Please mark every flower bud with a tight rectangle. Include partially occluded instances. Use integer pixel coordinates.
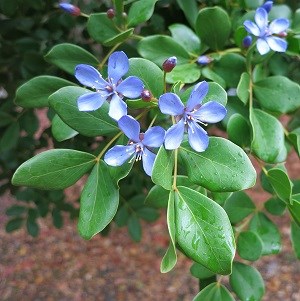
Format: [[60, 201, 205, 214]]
[[242, 35, 252, 48], [59, 3, 81, 16], [162, 56, 177, 72], [196, 55, 212, 66], [261, 1, 273, 13], [277, 31, 287, 38], [141, 89, 152, 102], [107, 8, 115, 19]]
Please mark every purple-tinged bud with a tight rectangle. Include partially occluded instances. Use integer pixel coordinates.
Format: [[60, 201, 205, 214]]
[[141, 89, 152, 102], [196, 55, 212, 66], [107, 8, 115, 19], [277, 31, 287, 38], [242, 35, 253, 48], [162, 56, 177, 72], [261, 1, 273, 13], [59, 3, 81, 16]]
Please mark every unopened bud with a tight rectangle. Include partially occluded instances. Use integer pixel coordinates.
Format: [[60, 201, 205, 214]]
[[59, 3, 81, 16], [196, 55, 212, 66], [107, 8, 115, 19], [162, 56, 177, 72], [242, 35, 252, 48], [277, 31, 287, 37], [141, 89, 152, 102], [261, 1, 273, 13]]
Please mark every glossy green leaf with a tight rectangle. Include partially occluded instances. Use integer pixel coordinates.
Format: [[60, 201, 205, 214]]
[[108, 159, 134, 185], [288, 196, 300, 227], [44, 43, 99, 74], [176, 0, 198, 27], [0, 122, 19, 152], [249, 212, 281, 255], [128, 0, 158, 26], [12, 149, 96, 190], [196, 7, 231, 51], [237, 231, 263, 261], [190, 263, 215, 279], [237, 72, 250, 105], [253, 76, 300, 114], [202, 67, 226, 88], [193, 283, 235, 301], [180, 137, 256, 192], [114, 206, 129, 227], [250, 109, 285, 163], [264, 197, 286, 216], [26, 216, 39, 237], [103, 28, 134, 46], [49, 86, 118, 137], [166, 63, 201, 84], [288, 128, 300, 157], [230, 262, 265, 301], [138, 35, 190, 66], [51, 114, 78, 142], [175, 186, 235, 275], [15, 76, 75, 108], [128, 215, 142, 242], [78, 161, 119, 239], [227, 113, 251, 147], [211, 191, 232, 206], [291, 221, 300, 259], [224, 191, 255, 224]]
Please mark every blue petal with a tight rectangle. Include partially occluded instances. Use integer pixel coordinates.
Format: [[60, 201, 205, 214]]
[[118, 115, 140, 142], [269, 18, 289, 34], [77, 92, 106, 111], [104, 145, 136, 166], [244, 20, 260, 36], [159, 93, 184, 116], [143, 126, 165, 148], [116, 76, 144, 99], [164, 119, 185, 150], [142, 148, 156, 176], [107, 51, 129, 84], [75, 64, 107, 89], [256, 38, 270, 55], [255, 8, 268, 31], [261, 1, 273, 13], [188, 122, 209, 152], [266, 36, 287, 52], [109, 94, 127, 121], [186, 81, 209, 111], [193, 101, 227, 123]]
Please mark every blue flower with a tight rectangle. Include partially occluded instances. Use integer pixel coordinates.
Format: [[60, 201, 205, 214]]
[[104, 115, 165, 176], [244, 7, 289, 55], [261, 1, 273, 13], [75, 51, 144, 120], [158, 81, 227, 152], [196, 55, 212, 66], [59, 3, 81, 16]]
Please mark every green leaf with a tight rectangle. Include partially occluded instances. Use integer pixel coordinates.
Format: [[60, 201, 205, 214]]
[[78, 161, 119, 239], [0, 122, 19, 152], [12, 149, 96, 190], [230, 262, 265, 301], [49, 86, 118, 137], [250, 109, 285, 163], [227, 113, 251, 147], [114, 206, 129, 227], [176, 0, 198, 27], [128, 215, 142, 242], [224, 191, 255, 224], [267, 168, 292, 203], [26, 217, 39, 237], [211, 191, 232, 206], [6, 205, 26, 216], [202, 67, 226, 88], [190, 263, 215, 279], [180, 137, 256, 192], [264, 197, 286, 216], [136, 207, 159, 222], [128, 0, 158, 26], [253, 76, 300, 114], [237, 231, 263, 261], [288, 196, 300, 227], [166, 63, 201, 84], [169, 23, 201, 54], [108, 159, 134, 185], [152, 146, 174, 190], [138, 35, 190, 66], [288, 128, 300, 157], [51, 114, 78, 142], [249, 212, 281, 255], [193, 283, 235, 301], [15, 76, 75, 108], [44, 43, 99, 74], [52, 208, 63, 229], [291, 221, 300, 259], [6, 217, 23, 232], [103, 28, 134, 46], [237, 72, 250, 105], [195, 7, 231, 51], [127, 58, 164, 97], [0, 111, 14, 127], [175, 186, 235, 275]]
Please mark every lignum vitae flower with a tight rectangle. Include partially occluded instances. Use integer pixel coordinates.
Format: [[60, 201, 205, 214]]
[[243, 7, 289, 55], [158, 81, 227, 152], [196, 55, 212, 66], [59, 3, 81, 16], [75, 51, 144, 120], [104, 115, 165, 176]]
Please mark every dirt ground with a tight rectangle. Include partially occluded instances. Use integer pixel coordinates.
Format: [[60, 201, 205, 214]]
[[0, 151, 300, 301]]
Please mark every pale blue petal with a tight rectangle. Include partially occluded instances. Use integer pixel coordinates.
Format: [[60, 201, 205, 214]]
[[255, 8, 268, 31], [77, 92, 106, 111], [269, 18, 289, 34], [75, 64, 107, 89], [164, 119, 185, 150], [193, 101, 227, 123], [261, 1, 273, 13], [244, 20, 260, 36], [108, 51, 129, 84], [104, 145, 135, 166], [142, 148, 156, 176], [109, 94, 127, 121], [143, 126, 165, 148], [266, 36, 287, 52], [159, 93, 184, 116], [116, 76, 144, 99], [257, 38, 270, 55], [118, 115, 140, 142], [188, 123, 209, 152], [186, 81, 209, 111]]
